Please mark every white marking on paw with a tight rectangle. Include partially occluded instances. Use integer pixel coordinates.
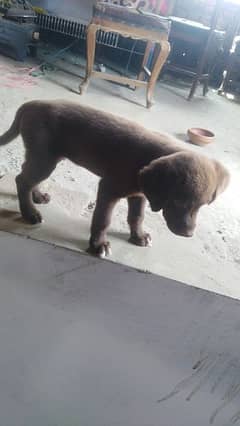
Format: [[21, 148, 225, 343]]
[[107, 247, 112, 257], [99, 250, 106, 259]]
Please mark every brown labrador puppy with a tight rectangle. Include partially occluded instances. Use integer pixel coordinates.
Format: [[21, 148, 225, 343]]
[[0, 100, 229, 257]]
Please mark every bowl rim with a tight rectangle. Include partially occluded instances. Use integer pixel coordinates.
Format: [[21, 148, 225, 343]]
[[188, 127, 215, 138]]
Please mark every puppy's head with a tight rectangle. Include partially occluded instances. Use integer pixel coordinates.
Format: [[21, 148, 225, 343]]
[[139, 151, 230, 237]]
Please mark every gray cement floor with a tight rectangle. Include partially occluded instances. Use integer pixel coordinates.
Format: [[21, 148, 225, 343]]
[[0, 54, 239, 298], [0, 230, 240, 426]]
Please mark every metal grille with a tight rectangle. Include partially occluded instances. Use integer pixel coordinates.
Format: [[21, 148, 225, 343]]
[[36, 14, 119, 48]]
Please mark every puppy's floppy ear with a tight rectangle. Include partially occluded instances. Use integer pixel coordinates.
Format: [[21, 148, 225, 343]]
[[210, 160, 230, 204], [139, 154, 178, 211]]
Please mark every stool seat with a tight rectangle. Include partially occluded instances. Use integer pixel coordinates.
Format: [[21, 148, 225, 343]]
[[93, 2, 170, 34]]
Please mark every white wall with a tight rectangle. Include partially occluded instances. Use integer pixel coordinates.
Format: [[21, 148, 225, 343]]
[[32, 0, 95, 22]]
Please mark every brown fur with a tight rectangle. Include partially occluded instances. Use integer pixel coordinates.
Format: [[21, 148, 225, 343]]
[[0, 100, 230, 257]]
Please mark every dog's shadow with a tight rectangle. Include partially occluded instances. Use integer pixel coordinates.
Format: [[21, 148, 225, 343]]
[[0, 209, 19, 220], [0, 192, 130, 250], [0, 207, 33, 225], [109, 230, 129, 243], [0, 190, 17, 199], [175, 132, 188, 143], [0, 192, 21, 223]]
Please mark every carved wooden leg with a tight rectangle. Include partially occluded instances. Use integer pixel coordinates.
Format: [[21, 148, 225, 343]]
[[146, 40, 170, 108], [79, 23, 98, 95], [138, 40, 154, 82]]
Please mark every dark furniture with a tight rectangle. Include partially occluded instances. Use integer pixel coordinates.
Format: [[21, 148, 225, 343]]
[[0, 15, 39, 61], [165, 16, 225, 99], [218, 11, 240, 95], [218, 40, 240, 94], [0, 1, 39, 61], [138, 0, 224, 100]]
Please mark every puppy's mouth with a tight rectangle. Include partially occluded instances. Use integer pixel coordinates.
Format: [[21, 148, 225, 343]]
[[163, 218, 194, 237], [167, 224, 194, 237], [174, 229, 194, 238], [163, 209, 195, 238]]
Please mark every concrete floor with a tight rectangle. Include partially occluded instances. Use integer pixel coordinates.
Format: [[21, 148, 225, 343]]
[[1, 230, 240, 426], [0, 54, 239, 298]]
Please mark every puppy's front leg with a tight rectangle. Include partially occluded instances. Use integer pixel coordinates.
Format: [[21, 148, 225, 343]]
[[88, 179, 120, 258], [127, 196, 152, 247]]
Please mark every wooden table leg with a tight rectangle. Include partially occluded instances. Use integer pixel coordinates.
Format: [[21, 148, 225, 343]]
[[138, 40, 154, 82], [203, 77, 209, 96], [146, 40, 170, 108], [188, 77, 199, 101], [218, 56, 234, 94], [79, 23, 98, 95]]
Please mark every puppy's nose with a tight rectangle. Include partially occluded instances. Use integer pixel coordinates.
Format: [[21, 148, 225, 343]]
[[176, 228, 194, 238]]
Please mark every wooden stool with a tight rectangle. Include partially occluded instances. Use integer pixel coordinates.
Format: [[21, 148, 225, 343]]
[[79, 2, 171, 108]]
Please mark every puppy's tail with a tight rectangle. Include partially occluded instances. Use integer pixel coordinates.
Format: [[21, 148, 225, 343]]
[[0, 105, 24, 146]]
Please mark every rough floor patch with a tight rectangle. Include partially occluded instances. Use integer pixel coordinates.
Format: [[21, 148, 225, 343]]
[[0, 64, 37, 89]]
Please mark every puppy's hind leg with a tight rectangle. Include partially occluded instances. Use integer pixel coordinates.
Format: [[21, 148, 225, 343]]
[[21, 161, 51, 205], [16, 155, 57, 224], [127, 195, 152, 247]]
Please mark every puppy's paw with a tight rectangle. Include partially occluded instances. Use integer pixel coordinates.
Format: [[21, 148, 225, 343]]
[[33, 191, 51, 204], [87, 241, 112, 258], [129, 232, 152, 247], [22, 209, 43, 225]]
